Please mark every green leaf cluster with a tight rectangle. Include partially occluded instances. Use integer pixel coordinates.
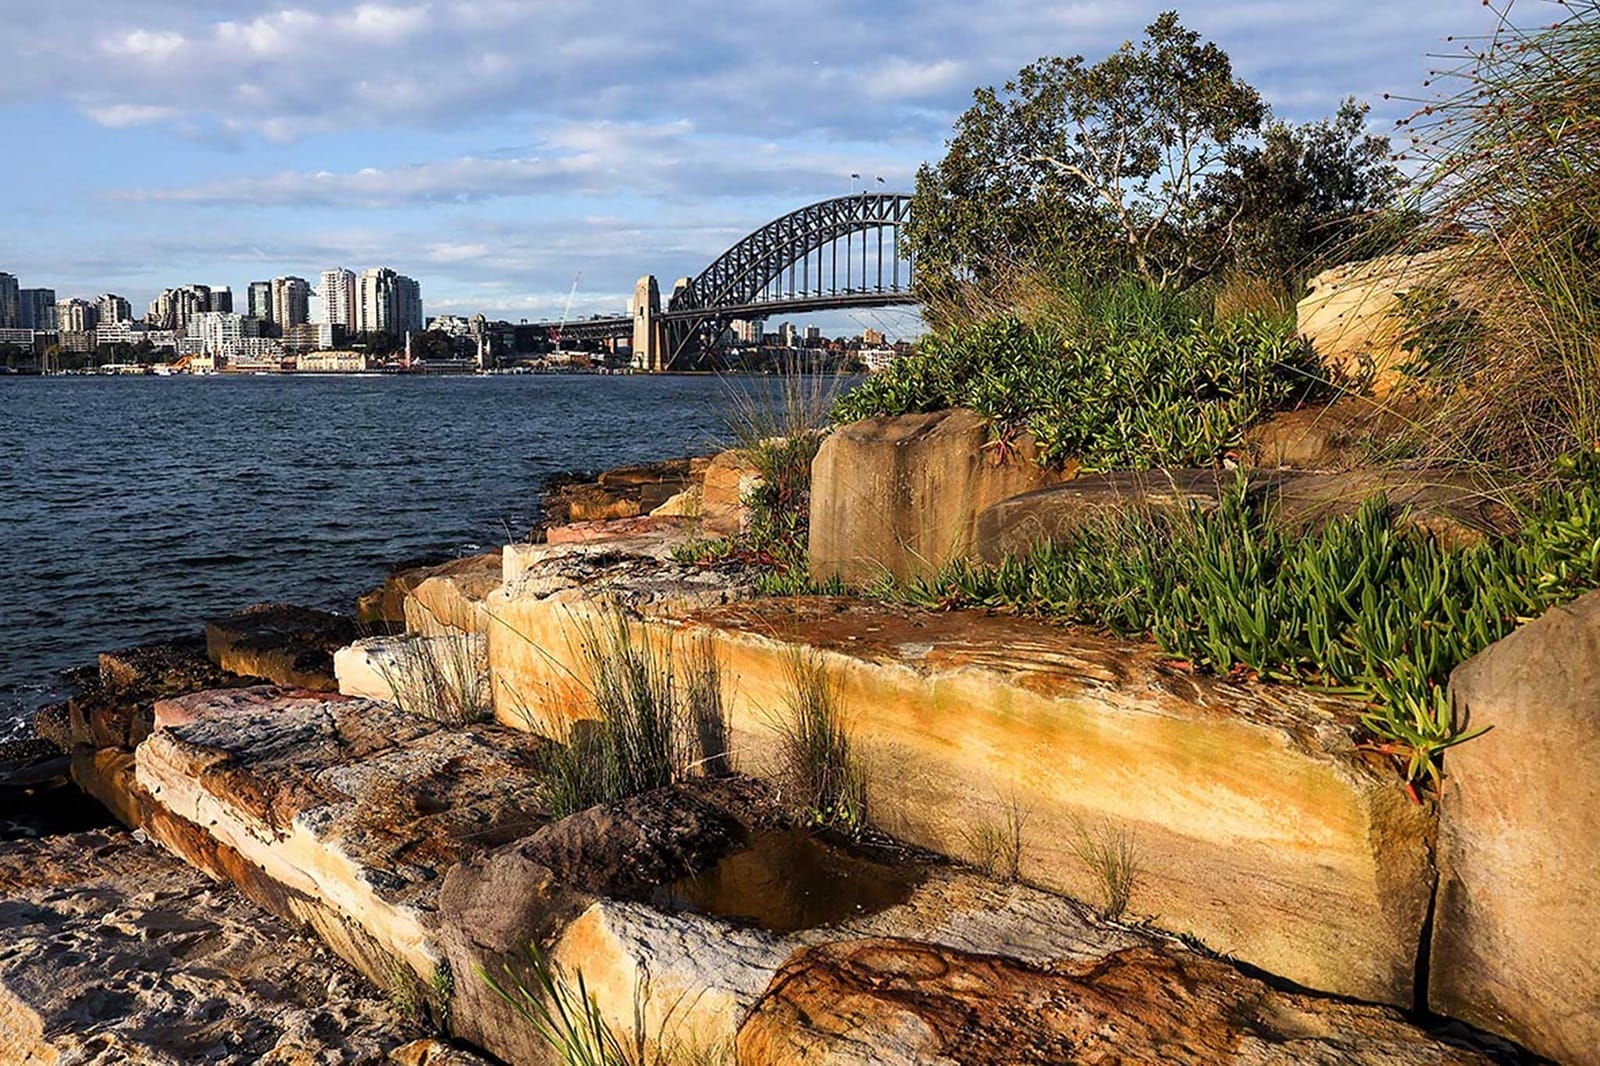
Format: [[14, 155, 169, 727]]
[[832, 311, 1324, 470], [892, 481, 1600, 784]]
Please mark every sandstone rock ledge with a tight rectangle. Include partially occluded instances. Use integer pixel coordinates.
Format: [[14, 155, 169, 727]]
[[491, 573, 1435, 1009], [80, 679, 1518, 1065], [0, 828, 466, 1064]]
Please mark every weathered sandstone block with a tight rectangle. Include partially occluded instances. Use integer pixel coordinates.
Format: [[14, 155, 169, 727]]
[[1430, 588, 1600, 1065], [736, 939, 1496, 1066], [134, 693, 550, 988], [1297, 247, 1464, 397], [976, 468, 1513, 563], [809, 408, 1065, 585], [492, 588, 1435, 1008], [700, 448, 763, 535], [334, 633, 486, 703], [404, 551, 503, 636], [205, 603, 355, 690], [59, 636, 255, 750]]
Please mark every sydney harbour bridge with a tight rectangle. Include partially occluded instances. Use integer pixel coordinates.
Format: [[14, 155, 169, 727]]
[[539, 192, 920, 370]]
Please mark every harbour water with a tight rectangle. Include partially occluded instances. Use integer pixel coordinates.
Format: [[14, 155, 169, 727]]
[[0, 373, 737, 737]]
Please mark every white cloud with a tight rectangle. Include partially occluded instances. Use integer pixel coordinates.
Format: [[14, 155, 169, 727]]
[[85, 103, 179, 127], [108, 119, 922, 207], [865, 58, 967, 101]]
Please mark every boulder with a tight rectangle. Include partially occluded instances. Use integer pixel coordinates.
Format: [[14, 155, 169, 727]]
[[736, 939, 1499, 1065], [1266, 469, 1515, 548], [403, 551, 504, 636], [541, 457, 706, 526], [974, 468, 1515, 563], [700, 448, 764, 535], [975, 469, 1232, 564], [1430, 588, 1600, 1064], [492, 588, 1436, 1009], [59, 637, 256, 751], [358, 555, 454, 627], [1297, 247, 1465, 397], [1243, 395, 1416, 470], [809, 409, 1066, 585], [0, 829, 428, 1064], [205, 603, 356, 690], [544, 515, 689, 548]]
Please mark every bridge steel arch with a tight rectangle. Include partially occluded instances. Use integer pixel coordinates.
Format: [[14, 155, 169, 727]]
[[657, 192, 916, 367], [670, 192, 914, 314]]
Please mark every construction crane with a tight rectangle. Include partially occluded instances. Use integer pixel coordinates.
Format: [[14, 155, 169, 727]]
[[551, 271, 582, 349]]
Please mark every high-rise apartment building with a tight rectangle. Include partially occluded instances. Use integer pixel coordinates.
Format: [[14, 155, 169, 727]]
[[247, 281, 272, 323], [147, 285, 211, 333], [270, 277, 310, 333], [95, 293, 131, 324], [318, 268, 356, 329], [58, 297, 96, 333], [357, 267, 423, 338], [193, 311, 243, 356], [207, 287, 233, 313], [19, 289, 57, 330], [0, 273, 19, 328]]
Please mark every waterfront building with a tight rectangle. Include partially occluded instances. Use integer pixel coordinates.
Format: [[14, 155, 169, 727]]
[[0, 273, 18, 328], [318, 268, 357, 329], [780, 322, 798, 348], [298, 349, 371, 373], [729, 318, 765, 344], [19, 288, 56, 330], [0, 327, 34, 349], [58, 297, 96, 333], [247, 281, 272, 324], [95, 293, 131, 325], [270, 277, 311, 332], [357, 267, 423, 338]]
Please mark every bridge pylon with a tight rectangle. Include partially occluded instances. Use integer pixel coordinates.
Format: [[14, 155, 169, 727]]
[[631, 275, 665, 372]]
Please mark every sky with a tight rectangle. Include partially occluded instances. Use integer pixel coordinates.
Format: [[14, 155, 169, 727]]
[[0, 0, 1498, 339]]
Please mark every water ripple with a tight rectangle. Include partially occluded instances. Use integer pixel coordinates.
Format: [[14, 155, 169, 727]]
[[0, 374, 732, 734]]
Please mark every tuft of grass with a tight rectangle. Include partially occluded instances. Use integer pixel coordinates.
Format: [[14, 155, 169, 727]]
[[1069, 817, 1140, 921], [963, 793, 1028, 883], [883, 475, 1600, 788], [375, 632, 490, 727], [536, 609, 731, 818], [771, 651, 867, 836], [482, 943, 733, 1066]]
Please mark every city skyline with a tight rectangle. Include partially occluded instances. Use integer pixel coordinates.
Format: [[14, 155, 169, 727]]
[[0, 1, 1501, 336]]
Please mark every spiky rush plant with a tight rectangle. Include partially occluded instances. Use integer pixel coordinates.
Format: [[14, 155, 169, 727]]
[[536, 608, 731, 817], [1379, 0, 1600, 477], [771, 650, 868, 834]]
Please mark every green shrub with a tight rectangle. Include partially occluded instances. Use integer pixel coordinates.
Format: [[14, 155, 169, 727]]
[[832, 311, 1326, 470], [891, 479, 1600, 786]]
